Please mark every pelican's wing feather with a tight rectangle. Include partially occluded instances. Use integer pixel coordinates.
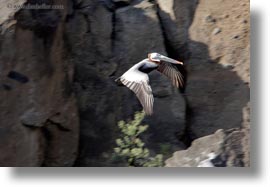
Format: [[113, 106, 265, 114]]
[[157, 61, 184, 88], [120, 70, 154, 115]]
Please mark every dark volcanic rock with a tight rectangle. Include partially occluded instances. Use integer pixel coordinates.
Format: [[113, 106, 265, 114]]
[[66, 0, 119, 166], [68, 0, 186, 166], [0, 0, 250, 167], [156, 0, 198, 60], [112, 0, 132, 6], [113, 0, 186, 161], [0, 0, 79, 166], [7, 70, 29, 83]]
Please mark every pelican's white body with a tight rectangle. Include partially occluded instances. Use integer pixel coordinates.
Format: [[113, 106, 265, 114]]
[[121, 59, 156, 82]]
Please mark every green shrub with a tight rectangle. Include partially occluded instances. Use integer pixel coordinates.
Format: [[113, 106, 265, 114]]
[[114, 111, 163, 167]]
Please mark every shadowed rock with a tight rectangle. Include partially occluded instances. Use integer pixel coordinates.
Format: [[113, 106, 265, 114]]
[[0, 0, 250, 167], [7, 71, 29, 83], [0, 0, 79, 166]]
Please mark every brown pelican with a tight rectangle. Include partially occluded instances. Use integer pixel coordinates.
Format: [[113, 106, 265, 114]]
[[115, 53, 185, 115]]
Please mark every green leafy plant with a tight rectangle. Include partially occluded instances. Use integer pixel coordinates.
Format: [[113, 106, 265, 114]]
[[114, 111, 163, 167]]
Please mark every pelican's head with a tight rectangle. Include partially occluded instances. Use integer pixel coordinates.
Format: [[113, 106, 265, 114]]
[[148, 53, 183, 65]]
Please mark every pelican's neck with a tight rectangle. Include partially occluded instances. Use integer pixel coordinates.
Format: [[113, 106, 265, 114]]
[[127, 59, 157, 73], [132, 59, 149, 69]]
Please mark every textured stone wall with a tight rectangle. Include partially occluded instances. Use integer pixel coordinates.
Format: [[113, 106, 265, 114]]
[[0, 0, 250, 166], [0, 0, 79, 166]]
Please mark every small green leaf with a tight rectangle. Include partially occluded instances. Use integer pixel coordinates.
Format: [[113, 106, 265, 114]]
[[131, 148, 143, 157], [116, 138, 123, 146], [114, 148, 121, 153], [138, 125, 148, 134], [143, 149, 149, 157], [122, 148, 130, 155], [126, 125, 137, 136], [118, 121, 125, 129], [128, 158, 133, 164]]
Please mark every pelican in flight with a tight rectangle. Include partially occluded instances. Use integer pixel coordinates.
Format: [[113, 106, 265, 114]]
[[115, 53, 185, 115]]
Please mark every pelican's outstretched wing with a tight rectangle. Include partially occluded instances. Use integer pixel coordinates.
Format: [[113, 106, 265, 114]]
[[157, 61, 184, 88], [120, 70, 154, 115]]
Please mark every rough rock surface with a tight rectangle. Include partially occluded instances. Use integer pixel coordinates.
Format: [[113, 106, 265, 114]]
[[182, 0, 250, 137], [0, 0, 250, 167], [66, 0, 119, 166], [0, 0, 79, 166], [165, 129, 225, 167], [156, 0, 198, 60], [68, 0, 186, 166], [115, 0, 187, 160], [166, 125, 250, 167], [0, 0, 27, 31], [165, 0, 250, 167]]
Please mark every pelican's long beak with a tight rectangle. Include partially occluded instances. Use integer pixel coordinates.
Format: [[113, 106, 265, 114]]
[[159, 55, 183, 65]]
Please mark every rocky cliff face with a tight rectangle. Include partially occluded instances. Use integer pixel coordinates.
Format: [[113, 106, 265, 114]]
[[0, 0, 79, 166], [0, 0, 250, 166], [165, 0, 250, 167]]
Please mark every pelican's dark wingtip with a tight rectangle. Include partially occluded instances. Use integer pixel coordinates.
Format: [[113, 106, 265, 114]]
[[144, 110, 153, 116]]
